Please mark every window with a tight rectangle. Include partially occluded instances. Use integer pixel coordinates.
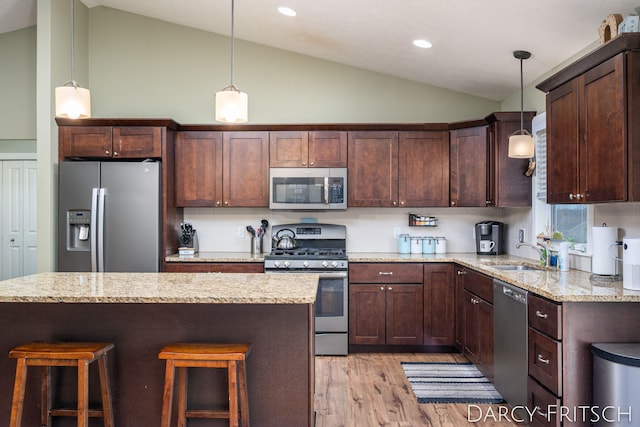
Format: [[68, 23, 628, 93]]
[[550, 205, 588, 244]]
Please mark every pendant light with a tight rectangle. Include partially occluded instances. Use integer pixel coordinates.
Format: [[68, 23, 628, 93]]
[[215, 0, 248, 123], [55, 0, 91, 119], [508, 50, 534, 159]]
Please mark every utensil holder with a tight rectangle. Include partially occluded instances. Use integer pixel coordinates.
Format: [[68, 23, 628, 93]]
[[251, 236, 263, 254]]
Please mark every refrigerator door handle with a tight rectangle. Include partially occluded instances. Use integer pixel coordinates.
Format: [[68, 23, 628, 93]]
[[97, 188, 106, 272], [90, 188, 99, 272]]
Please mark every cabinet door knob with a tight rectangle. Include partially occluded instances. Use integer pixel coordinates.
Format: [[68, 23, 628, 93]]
[[309, 162, 314, 166], [400, 201, 405, 206], [535, 310, 548, 319], [113, 151, 119, 157], [387, 287, 393, 291], [392, 201, 397, 206], [380, 286, 385, 291], [485, 200, 492, 206], [378, 271, 394, 276], [457, 270, 466, 275], [105, 150, 110, 155], [224, 201, 229, 206], [569, 193, 575, 200], [537, 354, 550, 364], [302, 162, 307, 166], [451, 201, 456, 206]]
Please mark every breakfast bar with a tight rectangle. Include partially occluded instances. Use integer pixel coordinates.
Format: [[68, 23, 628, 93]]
[[0, 272, 318, 427]]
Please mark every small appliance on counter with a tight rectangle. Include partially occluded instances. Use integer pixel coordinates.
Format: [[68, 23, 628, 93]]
[[623, 238, 640, 290], [475, 221, 505, 255]]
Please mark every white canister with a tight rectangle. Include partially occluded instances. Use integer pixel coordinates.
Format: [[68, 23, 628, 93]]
[[410, 237, 423, 254], [623, 238, 640, 290], [435, 237, 447, 254], [558, 241, 570, 272]]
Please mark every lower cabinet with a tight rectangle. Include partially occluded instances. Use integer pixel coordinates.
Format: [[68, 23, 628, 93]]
[[454, 265, 494, 380], [349, 263, 424, 345], [163, 262, 264, 273], [423, 263, 455, 345]]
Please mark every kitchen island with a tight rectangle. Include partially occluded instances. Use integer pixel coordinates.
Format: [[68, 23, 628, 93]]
[[0, 272, 318, 427]]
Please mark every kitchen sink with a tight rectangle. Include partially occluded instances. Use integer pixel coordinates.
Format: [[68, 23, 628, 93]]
[[491, 264, 540, 271]]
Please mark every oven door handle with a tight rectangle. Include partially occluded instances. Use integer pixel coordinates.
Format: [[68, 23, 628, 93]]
[[317, 271, 348, 279]]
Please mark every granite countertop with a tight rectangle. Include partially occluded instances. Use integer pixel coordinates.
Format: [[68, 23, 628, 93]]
[[348, 252, 640, 303], [165, 250, 640, 303], [0, 272, 318, 304], [166, 252, 265, 262]]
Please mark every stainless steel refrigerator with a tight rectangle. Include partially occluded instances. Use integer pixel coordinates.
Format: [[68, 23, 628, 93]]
[[58, 161, 161, 272]]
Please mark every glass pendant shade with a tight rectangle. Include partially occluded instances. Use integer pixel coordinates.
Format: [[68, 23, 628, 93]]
[[508, 132, 535, 158], [55, 84, 91, 119], [215, 87, 248, 123]]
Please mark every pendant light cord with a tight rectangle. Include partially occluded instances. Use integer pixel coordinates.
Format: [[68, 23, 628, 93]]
[[70, 0, 76, 87], [230, 0, 236, 89], [519, 56, 524, 132]]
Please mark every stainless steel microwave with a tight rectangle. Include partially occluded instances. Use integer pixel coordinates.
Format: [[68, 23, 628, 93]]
[[269, 168, 347, 210]]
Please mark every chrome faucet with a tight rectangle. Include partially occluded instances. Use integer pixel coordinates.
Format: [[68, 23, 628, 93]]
[[516, 242, 548, 266]]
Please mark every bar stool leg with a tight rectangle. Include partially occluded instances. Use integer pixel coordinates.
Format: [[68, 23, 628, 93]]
[[77, 360, 90, 427], [160, 359, 176, 427], [176, 367, 188, 427], [98, 353, 115, 427], [9, 357, 28, 427], [40, 367, 52, 427], [227, 361, 239, 427], [238, 360, 249, 427]]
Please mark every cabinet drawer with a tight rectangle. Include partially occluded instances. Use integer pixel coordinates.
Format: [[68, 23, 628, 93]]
[[349, 263, 423, 283], [528, 328, 562, 396], [462, 269, 493, 303], [163, 263, 264, 273], [527, 376, 561, 427], [528, 294, 562, 340]]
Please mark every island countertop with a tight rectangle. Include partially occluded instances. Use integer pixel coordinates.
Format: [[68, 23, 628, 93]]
[[0, 272, 318, 304]]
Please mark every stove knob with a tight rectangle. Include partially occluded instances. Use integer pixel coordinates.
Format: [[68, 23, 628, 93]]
[[284, 261, 290, 269], [321, 261, 329, 268], [274, 261, 281, 268], [331, 261, 338, 268], [303, 261, 309, 269]]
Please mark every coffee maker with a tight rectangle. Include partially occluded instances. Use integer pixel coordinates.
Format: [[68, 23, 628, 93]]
[[475, 221, 505, 255]]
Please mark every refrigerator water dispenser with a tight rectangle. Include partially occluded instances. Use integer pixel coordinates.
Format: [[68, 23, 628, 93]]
[[67, 210, 91, 251]]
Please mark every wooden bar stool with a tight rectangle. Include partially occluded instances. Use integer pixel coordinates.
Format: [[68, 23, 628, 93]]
[[8, 342, 115, 427], [158, 343, 251, 427]]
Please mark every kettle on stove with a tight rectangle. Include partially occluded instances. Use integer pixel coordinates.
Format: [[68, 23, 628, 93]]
[[272, 228, 297, 250]]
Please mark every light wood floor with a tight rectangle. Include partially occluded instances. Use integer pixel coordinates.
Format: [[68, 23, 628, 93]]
[[314, 353, 518, 427]]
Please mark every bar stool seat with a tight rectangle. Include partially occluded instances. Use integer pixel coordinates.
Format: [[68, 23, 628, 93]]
[[158, 342, 251, 427], [8, 341, 115, 427]]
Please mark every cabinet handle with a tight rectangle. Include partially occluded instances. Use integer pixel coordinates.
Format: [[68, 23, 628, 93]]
[[470, 297, 479, 304], [451, 201, 457, 206], [457, 270, 466, 275], [485, 200, 492, 206], [392, 201, 397, 206], [309, 162, 314, 166], [569, 193, 576, 200], [400, 201, 405, 206], [537, 354, 550, 365], [380, 286, 385, 291], [113, 151, 119, 157], [535, 310, 548, 319], [387, 287, 393, 291], [215, 201, 221, 206], [302, 162, 307, 166], [224, 201, 229, 206], [105, 150, 110, 155], [378, 272, 394, 276]]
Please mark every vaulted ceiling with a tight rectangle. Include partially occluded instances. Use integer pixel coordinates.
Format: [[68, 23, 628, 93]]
[[3, 0, 640, 100]]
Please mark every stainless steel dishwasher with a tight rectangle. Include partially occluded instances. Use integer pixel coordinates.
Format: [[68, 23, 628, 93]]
[[493, 279, 528, 407]]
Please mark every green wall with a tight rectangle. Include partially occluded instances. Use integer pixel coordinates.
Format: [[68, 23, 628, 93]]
[[0, 26, 36, 149], [88, 7, 500, 124]]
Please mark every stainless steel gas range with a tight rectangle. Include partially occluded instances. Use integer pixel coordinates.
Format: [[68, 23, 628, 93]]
[[265, 223, 348, 355]]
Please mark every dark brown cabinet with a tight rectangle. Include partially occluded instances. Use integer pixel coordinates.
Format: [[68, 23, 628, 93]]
[[175, 131, 222, 207], [449, 126, 489, 207], [349, 263, 424, 345], [163, 262, 264, 273], [545, 54, 626, 203], [60, 126, 162, 159], [175, 131, 269, 207], [423, 263, 455, 345], [348, 131, 449, 207], [450, 113, 533, 208], [454, 265, 494, 380], [270, 131, 347, 168]]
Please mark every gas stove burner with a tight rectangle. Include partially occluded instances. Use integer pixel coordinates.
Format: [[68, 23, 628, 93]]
[[269, 248, 346, 257]]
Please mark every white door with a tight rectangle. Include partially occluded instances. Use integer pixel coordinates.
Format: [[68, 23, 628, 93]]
[[1, 161, 38, 280]]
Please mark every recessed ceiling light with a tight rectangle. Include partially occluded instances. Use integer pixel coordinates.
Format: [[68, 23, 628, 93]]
[[413, 39, 433, 49], [278, 7, 297, 17]]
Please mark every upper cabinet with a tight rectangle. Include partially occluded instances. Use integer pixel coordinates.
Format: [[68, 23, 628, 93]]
[[449, 113, 534, 208], [537, 34, 640, 204], [59, 126, 162, 159], [175, 131, 269, 207], [348, 130, 449, 207], [269, 131, 347, 168]]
